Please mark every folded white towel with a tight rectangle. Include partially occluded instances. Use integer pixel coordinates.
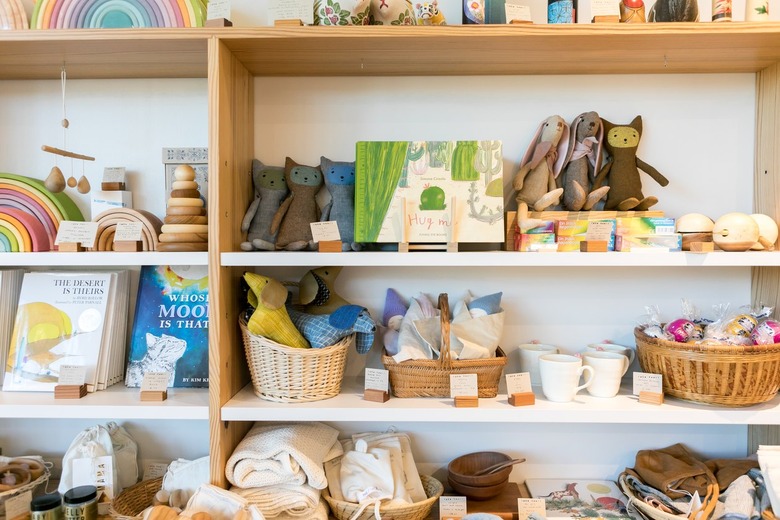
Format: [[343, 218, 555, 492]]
[[268, 497, 329, 520], [225, 423, 338, 490], [231, 483, 320, 518]]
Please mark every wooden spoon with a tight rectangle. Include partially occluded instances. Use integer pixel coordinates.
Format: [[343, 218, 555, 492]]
[[472, 457, 526, 476]]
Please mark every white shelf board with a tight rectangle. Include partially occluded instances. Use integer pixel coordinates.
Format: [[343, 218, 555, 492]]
[[0, 385, 208, 420], [222, 251, 780, 268], [222, 378, 780, 424], [0, 251, 208, 267]]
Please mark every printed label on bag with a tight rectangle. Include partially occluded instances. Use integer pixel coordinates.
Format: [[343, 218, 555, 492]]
[[364, 368, 389, 392], [633, 372, 663, 395], [506, 372, 532, 395], [518, 498, 546, 520], [450, 374, 478, 398], [439, 496, 467, 519], [5, 490, 32, 520], [72, 455, 115, 499]]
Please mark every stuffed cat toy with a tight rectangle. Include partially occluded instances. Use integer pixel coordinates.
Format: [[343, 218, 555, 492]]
[[416, 1, 446, 24], [560, 112, 610, 211], [370, 0, 416, 24], [513, 115, 569, 213], [271, 157, 323, 251], [592, 116, 669, 211], [240, 160, 288, 251], [320, 156, 360, 251], [125, 333, 187, 387]]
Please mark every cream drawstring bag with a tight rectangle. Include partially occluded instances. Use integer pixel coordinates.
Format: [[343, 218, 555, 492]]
[[339, 439, 395, 520]]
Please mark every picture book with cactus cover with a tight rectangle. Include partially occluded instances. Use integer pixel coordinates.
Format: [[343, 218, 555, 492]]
[[524, 479, 632, 520], [125, 265, 209, 388], [3, 271, 113, 392], [355, 141, 505, 244]]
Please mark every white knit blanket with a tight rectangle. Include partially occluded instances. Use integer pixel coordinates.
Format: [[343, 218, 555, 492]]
[[225, 422, 339, 490], [231, 484, 323, 519]]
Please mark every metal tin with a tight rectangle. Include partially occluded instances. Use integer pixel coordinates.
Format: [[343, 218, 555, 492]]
[[62, 486, 97, 520], [31, 493, 63, 520]]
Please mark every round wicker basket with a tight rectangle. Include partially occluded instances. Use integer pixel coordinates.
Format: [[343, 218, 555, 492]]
[[239, 316, 350, 403], [0, 467, 50, 520], [323, 474, 443, 520], [634, 327, 780, 407], [108, 477, 163, 520]]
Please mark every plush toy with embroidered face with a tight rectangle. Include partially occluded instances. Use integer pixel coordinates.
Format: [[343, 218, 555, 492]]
[[243, 272, 309, 349], [592, 116, 669, 211], [560, 112, 610, 211], [271, 158, 323, 251], [299, 266, 351, 315], [513, 115, 568, 212], [240, 160, 288, 251], [416, 1, 446, 24], [320, 156, 360, 252], [370, 0, 416, 24]]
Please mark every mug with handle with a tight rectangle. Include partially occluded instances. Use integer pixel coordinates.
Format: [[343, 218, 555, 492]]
[[518, 343, 559, 386], [585, 342, 636, 366], [539, 354, 594, 402], [582, 351, 630, 398]]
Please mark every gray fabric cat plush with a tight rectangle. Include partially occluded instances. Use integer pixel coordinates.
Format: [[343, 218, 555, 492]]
[[125, 333, 187, 388], [240, 159, 288, 251], [320, 156, 360, 251]]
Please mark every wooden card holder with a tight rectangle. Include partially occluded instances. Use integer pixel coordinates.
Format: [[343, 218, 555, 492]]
[[58, 242, 84, 252], [205, 18, 233, 27], [592, 14, 620, 22], [101, 181, 126, 191], [509, 19, 533, 23], [638, 391, 664, 405], [54, 384, 87, 399], [140, 390, 168, 402], [454, 396, 479, 408], [508, 392, 535, 406], [580, 240, 608, 252], [274, 19, 304, 26], [363, 389, 390, 403], [398, 196, 459, 253], [318, 240, 342, 253], [690, 242, 715, 253], [114, 240, 141, 252]]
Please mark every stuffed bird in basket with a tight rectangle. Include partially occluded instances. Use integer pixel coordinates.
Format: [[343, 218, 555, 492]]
[[287, 305, 377, 353], [243, 272, 309, 349], [298, 266, 351, 315]]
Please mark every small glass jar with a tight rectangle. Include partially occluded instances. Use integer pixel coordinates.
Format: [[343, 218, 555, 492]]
[[62, 486, 97, 520], [30, 492, 62, 520]]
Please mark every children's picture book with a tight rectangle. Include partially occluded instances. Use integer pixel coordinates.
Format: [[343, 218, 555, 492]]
[[524, 479, 632, 520], [355, 140, 505, 244], [3, 271, 113, 392], [125, 265, 209, 388]]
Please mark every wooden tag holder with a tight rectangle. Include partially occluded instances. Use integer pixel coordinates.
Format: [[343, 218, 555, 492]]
[[54, 384, 87, 399], [318, 240, 342, 253], [205, 18, 233, 27], [274, 19, 304, 26], [58, 242, 84, 252], [454, 396, 478, 408], [690, 242, 715, 253], [398, 196, 459, 253], [363, 389, 390, 403], [114, 240, 141, 252], [140, 390, 168, 402], [592, 14, 620, 22], [639, 391, 664, 405], [580, 240, 608, 252], [508, 392, 535, 406]]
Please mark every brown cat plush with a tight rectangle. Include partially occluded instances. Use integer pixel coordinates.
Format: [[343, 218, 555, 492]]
[[592, 116, 669, 211]]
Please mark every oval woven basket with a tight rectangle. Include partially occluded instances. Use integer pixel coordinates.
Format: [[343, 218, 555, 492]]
[[619, 473, 709, 520], [323, 474, 443, 520], [239, 316, 350, 403], [108, 477, 163, 520], [634, 326, 780, 407], [0, 467, 50, 520]]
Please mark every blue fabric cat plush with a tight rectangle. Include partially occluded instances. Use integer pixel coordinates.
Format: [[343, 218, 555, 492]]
[[320, 156, 360, 251]]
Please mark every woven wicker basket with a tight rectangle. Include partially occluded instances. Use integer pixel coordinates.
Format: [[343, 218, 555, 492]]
[[108, 477, 163, 520], [323, 474, 443, 520], [239, 316, 350, 403], [634, 327, 780, 407], [0, 467, 50, 520], [382, 294, 507, 398], [618, 473, 712, 520]]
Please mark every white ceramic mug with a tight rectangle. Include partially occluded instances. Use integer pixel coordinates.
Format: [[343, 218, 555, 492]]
[[518, 344, 560, 386], [585, 343, 636, 366], [582, 351, 629, 398], [539, 354, 594, 402]]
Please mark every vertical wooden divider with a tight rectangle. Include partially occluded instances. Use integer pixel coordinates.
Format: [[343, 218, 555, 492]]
[[208, 35, 255, 487], [750, 62, 780, 455]]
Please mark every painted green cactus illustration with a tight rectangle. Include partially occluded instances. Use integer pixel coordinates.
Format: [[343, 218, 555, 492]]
[[476, 140, 502, 186], [420, 185, 446, 210], [428, 141, 453, 170], [451, 141, 480, 181], [467, 182, 503, 225]]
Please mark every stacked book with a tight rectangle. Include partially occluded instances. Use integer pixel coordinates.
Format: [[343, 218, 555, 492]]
[[0, 269, 25, 385]]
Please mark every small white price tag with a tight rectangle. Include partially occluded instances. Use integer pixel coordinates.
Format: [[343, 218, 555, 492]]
[[364, 368, 389, 392], [590, 0, 621, 16], [141, 372, 171, 392], [72, 455, 115, 499], [310, 221, 342, 242], [58, 365, 86, 386], [114, 222, 143, 242], [439, 496, 468, 519], [5, 490, 32, 520], [633, 372, 663, 395], [506, 372, 532, 395], [517, 498, 546, 520], [207, 0, 231, 19], [142, 461, 170, 481], [102, 167, 126, 183], [505, 2, 533, 21], [450, 374, 478, 398], [586, 220, 614, 241], [55, 221, 99, 247], [268, 0, 313, 24]]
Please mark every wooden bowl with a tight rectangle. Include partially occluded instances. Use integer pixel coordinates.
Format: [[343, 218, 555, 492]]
[[447, 476, 509, 501], [447, 451, 513, 487]]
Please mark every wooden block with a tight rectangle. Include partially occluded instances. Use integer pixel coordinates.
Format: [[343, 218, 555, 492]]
[[159, 233, 209, 243], [164, 215, 209, 225], [171, 180, 199, 190], [690, 241, 715, 253], [205, 17, 233, 27], [508, 392, 535, 406], [167, 206, 207, 216], [505, 211, 517, 251], [592, 14, 620, 22], [639, 391, 664, 405], [318, 240, 343, 252], [363, 389, 389, 403], [580, 240, 608, 252], [54, 384, 87, 399], [509, 19, 533, 23], [161, 224, 209, 234], [274, 18, 304, 25], [454, 395, 478, 408], [170, 189, 202, 199], [157, 242, 209, 252], [113, 240, 141, 252], [58, 242, 84, 252], [101, 181, 126, 191], [140, 390, 167, 401], [167, 197, 204, 208]]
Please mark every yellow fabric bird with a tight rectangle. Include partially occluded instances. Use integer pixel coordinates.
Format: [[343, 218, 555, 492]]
[[244, 272, 309, 349]]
